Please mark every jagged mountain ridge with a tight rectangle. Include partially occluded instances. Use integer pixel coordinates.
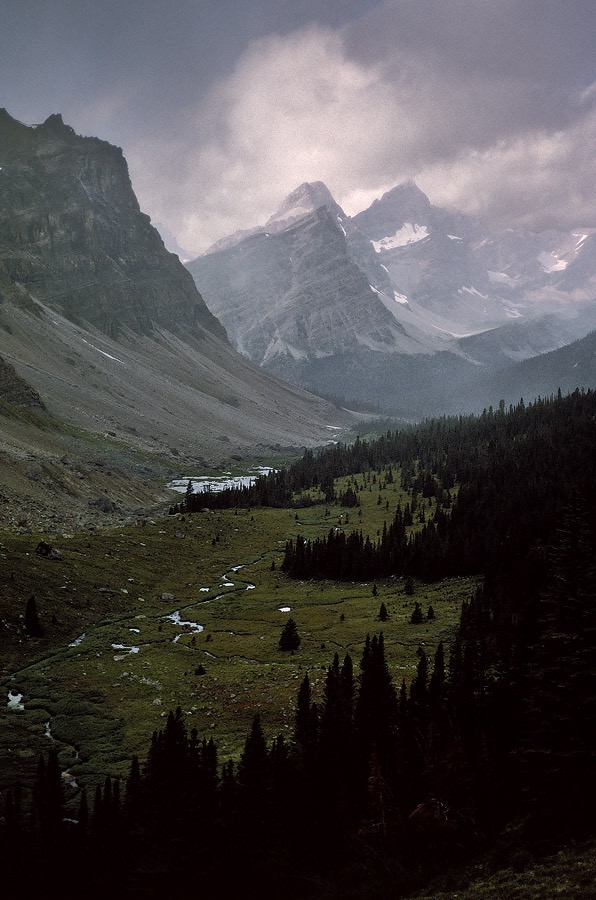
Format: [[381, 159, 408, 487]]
[[188, 178, 596, 415], [0, 110, 354, 526], [189, 188, 419, 365]]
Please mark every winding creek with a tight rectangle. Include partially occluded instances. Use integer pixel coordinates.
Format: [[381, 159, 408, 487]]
[[1, 468, 314, 793], [2, 547, 292, 789]]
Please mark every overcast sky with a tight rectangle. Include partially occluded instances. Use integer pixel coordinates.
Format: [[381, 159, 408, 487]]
[[3, 0, 596, 255]]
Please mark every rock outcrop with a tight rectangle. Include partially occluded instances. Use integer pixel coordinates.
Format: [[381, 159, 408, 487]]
[[0, 354, 45, 408], [0, 109, 226, 341]]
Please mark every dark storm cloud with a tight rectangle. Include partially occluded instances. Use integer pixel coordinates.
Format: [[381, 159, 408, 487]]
[[2, 1, 595, 251]]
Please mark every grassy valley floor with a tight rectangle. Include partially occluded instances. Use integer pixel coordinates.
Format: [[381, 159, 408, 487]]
[[1, 468, 476, 804]]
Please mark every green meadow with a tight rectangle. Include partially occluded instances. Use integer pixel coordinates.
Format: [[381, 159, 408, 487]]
[[0, 467, 478, 802]]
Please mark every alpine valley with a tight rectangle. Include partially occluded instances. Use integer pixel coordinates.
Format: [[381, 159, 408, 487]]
[[3, 110, 596, 900], [0, 110, 353, 529], [187, 180, 596, 416]]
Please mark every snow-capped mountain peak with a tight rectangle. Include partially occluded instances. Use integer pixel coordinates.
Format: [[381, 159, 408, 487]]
[[265, 181, 343, 229]]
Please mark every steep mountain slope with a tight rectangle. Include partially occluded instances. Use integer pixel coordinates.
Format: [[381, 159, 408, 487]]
[[354, 181, 596, 336], [0, 110, 225, 342], [354, 182, 516, 332], [189, 183, 419, 365], [188, 178, 596, 415], [474, 328, 596, 410], [0, 111, 353, 527]]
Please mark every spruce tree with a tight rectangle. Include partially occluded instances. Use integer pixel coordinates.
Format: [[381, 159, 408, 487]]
[[354, 633, 398, 776], [238, 713, 268, 790], [429, 641, 445, 706], [410, 601, 423, 624], [24, 594, 43, 636], [279, 617, 301, 651]]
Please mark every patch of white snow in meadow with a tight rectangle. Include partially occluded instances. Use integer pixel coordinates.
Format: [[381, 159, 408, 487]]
[[199, 587, 210, 592], [230, 565, 245, 572], [372, 223, 429, 252], [222, 581, 234, 588], [69, 633, 86, 648], [111, 644, 139, 654], [279, 606, 292, 613], [7, 691, 24, 710], [246, 584, 256, 590]]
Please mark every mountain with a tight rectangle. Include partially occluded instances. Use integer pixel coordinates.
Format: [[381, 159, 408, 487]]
[[188, 183, 421, 367], [0, 111, 353, 529], [187, 179, 596, 415], [474, 328, 596, 410]]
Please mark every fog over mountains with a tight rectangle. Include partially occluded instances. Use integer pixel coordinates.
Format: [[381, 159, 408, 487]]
[[188, 180, 596, 416]]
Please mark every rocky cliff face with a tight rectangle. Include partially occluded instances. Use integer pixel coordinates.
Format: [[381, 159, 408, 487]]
[[0, 112, 354, 529], [0, 109, 226, 340]]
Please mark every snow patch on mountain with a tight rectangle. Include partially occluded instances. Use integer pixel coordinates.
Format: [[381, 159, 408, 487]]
[[458, 286, 489, 300], [538, 251, 568, 273], [488, 271, 516, 285], [372, 223, 429, 252]]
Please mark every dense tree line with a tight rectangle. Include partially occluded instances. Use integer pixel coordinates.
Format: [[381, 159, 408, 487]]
[[282, 389, 596, 583]]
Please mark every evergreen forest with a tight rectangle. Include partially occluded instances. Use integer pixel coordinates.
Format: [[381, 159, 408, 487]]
[[3, 389, 596, 898]]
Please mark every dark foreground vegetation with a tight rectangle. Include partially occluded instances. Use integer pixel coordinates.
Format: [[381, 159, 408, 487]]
[[3, 389, 596, 898]]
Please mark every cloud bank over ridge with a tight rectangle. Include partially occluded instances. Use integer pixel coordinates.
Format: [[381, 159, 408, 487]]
[[3, 1, 595, 253]]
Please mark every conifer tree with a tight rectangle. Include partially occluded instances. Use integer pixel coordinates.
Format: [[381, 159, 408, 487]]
[[354, 633, 398, 776], [429, 641, 445, 707], [24, 594, 43, 636], [279, 617, 301, 651], [410, 601, 423, 624], [238, 713, 268, 790], [410, 646, 428, 708]]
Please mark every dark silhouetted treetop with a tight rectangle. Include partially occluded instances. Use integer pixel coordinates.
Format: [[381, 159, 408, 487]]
[[24, 594, 43, 636], [279, 616, 301, 651]]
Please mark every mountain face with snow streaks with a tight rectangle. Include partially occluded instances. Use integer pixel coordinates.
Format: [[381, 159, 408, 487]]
[[188, 184, 417, 367], [187, 177, 596, 415]]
